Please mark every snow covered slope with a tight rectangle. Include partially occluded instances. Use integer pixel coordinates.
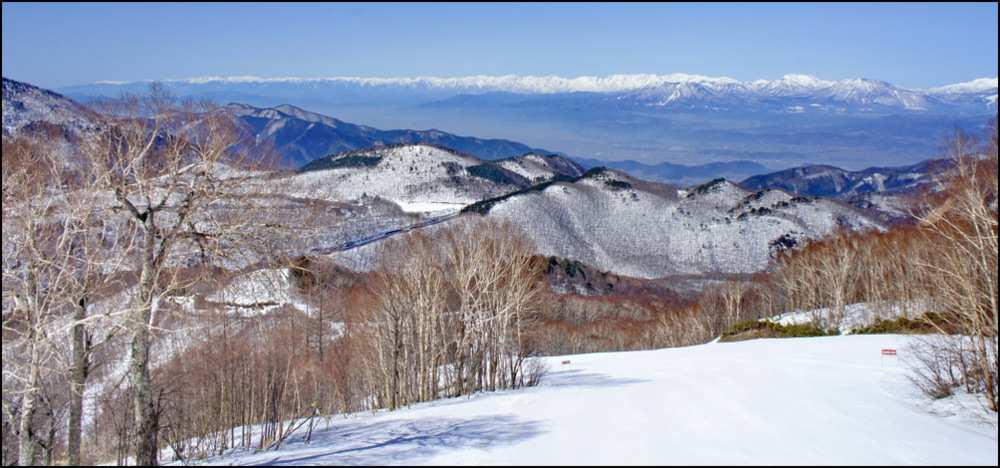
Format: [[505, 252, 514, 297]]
[[2, 76, 96, 136], [928, 77, 1000, 110], [288, 143, 536, 212], [481, 170, 885, 278], [172, 334, 998, 466], [496, 152, 586, 182]]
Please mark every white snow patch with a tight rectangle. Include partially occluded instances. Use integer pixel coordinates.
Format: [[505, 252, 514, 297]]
[[395, 200, 467, 215], [208, 269, 293, 311]]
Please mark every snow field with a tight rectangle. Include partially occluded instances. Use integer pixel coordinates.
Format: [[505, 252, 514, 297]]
[[175, 334, 997, 466]]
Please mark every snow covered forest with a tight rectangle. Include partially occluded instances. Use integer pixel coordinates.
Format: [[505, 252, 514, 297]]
[[2, 83, 997, 466]]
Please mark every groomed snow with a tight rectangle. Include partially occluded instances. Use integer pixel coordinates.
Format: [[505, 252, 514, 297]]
[[168, 334, 997, 466]]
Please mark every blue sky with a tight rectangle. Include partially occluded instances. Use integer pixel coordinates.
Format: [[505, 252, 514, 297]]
[[2, 2, 997, 90]]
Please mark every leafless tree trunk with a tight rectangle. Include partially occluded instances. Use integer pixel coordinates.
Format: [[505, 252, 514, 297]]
[[66, 296, 90, 466], [912, 118, 998, 411], [77, 83, 311, 464], [356, 216, 544, 411], [3, 129, 128, 465], [442, 216, 543, 394]]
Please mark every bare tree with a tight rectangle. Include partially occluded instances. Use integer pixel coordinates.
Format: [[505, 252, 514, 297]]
[[2, 136, 59, 466], [77, 84, 311, 465], [360, 230, 449, 410], [2, 125, 134, 465], [441, 216, 544, 393], [697, 280, 755, 337], [911, 118, 998, 411], [354, 216, 544, 411]]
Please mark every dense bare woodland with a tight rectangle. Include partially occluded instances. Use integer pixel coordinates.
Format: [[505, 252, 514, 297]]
[[1, 83, 997, 466]]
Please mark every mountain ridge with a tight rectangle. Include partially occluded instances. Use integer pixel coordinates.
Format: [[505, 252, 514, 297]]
[[1, 76, 895, 287], [225, 102, 561, 167], [738, 159, 950, 200], [472, 167, 886, 279], [54, 74, 998, 172], [0, 76, 803, 185], [73, 73, 998, 97], [2, 76, 98, 137]]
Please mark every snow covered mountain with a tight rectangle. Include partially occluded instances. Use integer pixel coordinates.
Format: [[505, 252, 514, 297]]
[[276, 143, 885, 280], [63, 74, 998, 108], [465, 168, 885, 278], [819, 78, 931, 109], [738, 159, 950, 201], [617, 74, 990, 112], [496, 152, 586, 182], [289, 143, 581, 213], [226, 102, 559, 168], [2, 76, 97, 137], [927, 77, 1000, 111]]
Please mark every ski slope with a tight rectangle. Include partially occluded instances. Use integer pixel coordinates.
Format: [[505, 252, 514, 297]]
[[172, 334, 997, 466]]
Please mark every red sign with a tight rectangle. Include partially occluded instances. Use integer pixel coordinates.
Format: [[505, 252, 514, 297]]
[[561, 360, 571, 365], [881, 349, 897, 356]]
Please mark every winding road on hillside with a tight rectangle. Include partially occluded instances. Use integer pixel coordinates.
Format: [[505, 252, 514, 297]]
[[308, 211, 462, 255]]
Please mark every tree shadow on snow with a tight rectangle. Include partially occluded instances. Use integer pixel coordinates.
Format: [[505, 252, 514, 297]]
[[542, 369, 649, 388], [249, 414, 545, 466]]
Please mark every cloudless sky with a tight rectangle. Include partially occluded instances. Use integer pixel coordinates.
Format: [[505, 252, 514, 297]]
[[2, 2, 997, 90]]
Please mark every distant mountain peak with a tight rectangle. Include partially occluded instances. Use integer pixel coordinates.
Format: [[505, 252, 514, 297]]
[[928, 77, 999, 94], [775, 74, 831, 88], [74, 73, 997, 95]]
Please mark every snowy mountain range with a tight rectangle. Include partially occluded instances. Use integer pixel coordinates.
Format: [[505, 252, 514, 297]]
[[615, 74, 997, 111], [0, 76, 914, 283], [67, 73, 999, 109], [276, 143, 887, 280], [55, 73, 996, 172]]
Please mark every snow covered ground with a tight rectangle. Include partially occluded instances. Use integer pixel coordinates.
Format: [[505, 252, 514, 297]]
[[165, 334, 997, 466]]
